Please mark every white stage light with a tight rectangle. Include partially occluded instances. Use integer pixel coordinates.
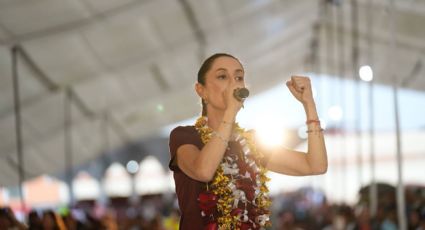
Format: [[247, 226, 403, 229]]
[[359, 65, 373, 82], [126, 160, 139, 174]]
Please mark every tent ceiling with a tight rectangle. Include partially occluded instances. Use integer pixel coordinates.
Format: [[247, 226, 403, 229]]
[[0, 0, 424, 186]]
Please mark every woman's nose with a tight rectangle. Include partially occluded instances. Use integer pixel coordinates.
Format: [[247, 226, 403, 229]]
[[233, 77, 245, 86], [230, 76, 239, 83]]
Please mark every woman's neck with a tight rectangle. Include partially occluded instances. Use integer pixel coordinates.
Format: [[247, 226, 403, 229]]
[[205, 107, 236, 131], [206, 109, 225, 131]]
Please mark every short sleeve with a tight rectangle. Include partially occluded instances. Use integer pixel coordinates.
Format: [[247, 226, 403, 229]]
[[168, 126, 200, 171]]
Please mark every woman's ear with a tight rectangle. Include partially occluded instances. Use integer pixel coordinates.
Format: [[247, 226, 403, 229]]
[[195, 82, 205, 98]]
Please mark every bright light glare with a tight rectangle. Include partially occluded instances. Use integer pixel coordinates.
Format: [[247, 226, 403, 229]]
[[255, 119, 286, 147], [126, 160, 139, 174], [359, 65, 373, 82], [328, 105, 343, 121], [256, 127, 285, 147]]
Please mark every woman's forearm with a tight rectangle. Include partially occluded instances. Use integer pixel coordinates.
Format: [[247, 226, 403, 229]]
[[303, 101, 328, 174], [195, 110, 236, 181]]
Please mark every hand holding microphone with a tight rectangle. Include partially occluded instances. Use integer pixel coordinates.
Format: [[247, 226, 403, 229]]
[[233, 87, 250, 102], [224, 86, 250, 114]]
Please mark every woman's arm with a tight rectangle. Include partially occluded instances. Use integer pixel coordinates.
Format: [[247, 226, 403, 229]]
[[176, 110, 236, 182], [176, 80, 244, 182], [263, 76, 327, 176], [264, 101, 327, 176]]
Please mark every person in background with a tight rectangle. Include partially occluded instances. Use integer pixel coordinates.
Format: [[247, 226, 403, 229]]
[[42, 210, 66, 230], [0, 206, 27, 230], [28, 210, 43, 230]]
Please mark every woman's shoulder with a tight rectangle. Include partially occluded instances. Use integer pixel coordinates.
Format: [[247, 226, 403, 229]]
[[169, 125, 202, 149], [171, 125, 196, 132], [169, 125, 197, 137]]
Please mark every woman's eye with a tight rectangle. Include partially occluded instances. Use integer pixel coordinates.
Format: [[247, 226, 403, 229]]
[[236, 76, 244, 81], [218, 75, 227, 79]]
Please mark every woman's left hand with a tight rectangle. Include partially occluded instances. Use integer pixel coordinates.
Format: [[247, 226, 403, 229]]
[[286, 76, 314, 105]]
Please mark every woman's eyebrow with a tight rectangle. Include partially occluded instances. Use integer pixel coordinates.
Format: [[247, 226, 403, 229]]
[[215, 68, 244, 73], [215, 68, 227, 72]]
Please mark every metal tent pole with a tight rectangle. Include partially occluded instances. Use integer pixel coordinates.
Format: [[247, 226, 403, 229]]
[[336, 0, 348, 203], [388, 0, 407, 229], [64, 88, 75, 206], [350, 0, 371, 214], [310, 0, 327, 194], [11, 45, 26, 213], [365, 0, 378, 220], [99, 113, 111, 205], [326, 0, 343, 202], [392, 80, 407, 230]]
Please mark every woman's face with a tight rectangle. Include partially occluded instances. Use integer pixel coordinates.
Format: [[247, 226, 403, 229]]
[[199, 56, 245, 111]]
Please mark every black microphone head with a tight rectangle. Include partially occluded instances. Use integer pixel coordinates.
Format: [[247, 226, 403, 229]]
[[238, 88, 250, 99], [233, 88, 250, 101]]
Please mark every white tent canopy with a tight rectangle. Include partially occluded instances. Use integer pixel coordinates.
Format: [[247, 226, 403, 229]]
[[0, 0, 424, 186]]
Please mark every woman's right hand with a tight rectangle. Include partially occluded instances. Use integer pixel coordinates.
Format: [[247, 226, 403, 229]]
[[223, 80, 245, 115]]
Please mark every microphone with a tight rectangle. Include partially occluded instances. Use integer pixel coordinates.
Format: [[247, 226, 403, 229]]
[[233, 88, 250, 102]]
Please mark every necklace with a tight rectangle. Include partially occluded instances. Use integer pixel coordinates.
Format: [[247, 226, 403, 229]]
[[195, 116, 271, 230]]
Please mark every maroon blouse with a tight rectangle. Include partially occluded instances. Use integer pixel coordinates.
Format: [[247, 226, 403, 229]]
[[169, 126, 205, 229], [168, 125, 271, 229]]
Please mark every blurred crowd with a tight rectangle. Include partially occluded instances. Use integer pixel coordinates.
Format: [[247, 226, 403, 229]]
[[270, 184, 425, 230], [0, 183, 424, 230], [0, 205, 179, 230]]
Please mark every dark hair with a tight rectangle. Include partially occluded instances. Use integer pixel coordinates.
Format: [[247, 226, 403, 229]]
[[42, 210, 60, 230], [197, 53, 242, 116]]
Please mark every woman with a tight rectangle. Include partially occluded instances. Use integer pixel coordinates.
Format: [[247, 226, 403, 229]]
[[169, 53, 327, 229]]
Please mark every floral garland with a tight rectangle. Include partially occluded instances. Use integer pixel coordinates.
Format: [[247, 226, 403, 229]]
[[195, 116, 271, 230]]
